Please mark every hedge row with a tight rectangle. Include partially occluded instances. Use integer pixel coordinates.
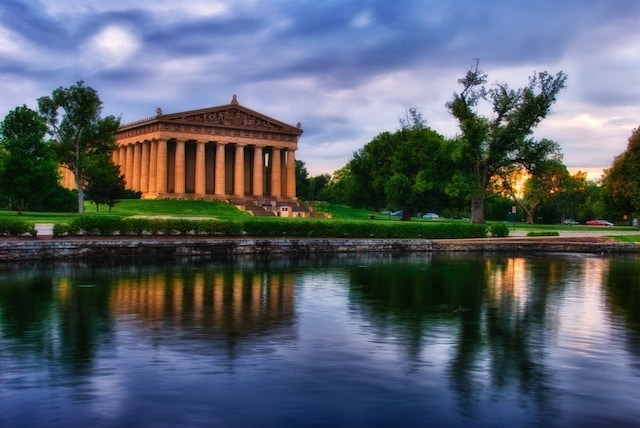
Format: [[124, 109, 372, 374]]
[[53, 217, 241, 237], [0, 218, 37, 237], [52, 217, 488, 239]]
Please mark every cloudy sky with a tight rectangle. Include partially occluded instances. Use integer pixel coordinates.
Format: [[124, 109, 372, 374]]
[[1, 0, 639, 179]]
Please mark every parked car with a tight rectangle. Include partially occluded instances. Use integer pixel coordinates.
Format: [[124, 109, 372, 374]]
[[422, 213, 439, 219], [586, 219, 614, 226], [563, 219, 579, 225], [391, 210, 403, 217]]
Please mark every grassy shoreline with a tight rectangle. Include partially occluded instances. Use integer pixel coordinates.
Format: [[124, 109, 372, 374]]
[[1, 200, 639, 241]]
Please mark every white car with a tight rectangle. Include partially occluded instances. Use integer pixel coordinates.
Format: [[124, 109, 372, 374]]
[[423, 213, 439, 219]]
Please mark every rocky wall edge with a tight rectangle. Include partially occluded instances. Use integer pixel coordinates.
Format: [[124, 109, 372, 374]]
[[0, 237, 639, 261]]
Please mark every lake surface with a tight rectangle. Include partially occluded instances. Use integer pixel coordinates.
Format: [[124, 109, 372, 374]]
[[1, 253, 639, 427]]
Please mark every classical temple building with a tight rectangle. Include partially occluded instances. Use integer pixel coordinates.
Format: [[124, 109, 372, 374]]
[[62, 95, 308, 216]]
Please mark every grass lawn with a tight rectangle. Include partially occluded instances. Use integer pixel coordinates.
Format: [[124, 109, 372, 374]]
[[0, 199, 250, 223], [608, 235, 640, 243]]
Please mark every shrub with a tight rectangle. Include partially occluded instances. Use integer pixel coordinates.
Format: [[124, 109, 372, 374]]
[[0, 218, 36, 237], [527, 231, 559, 237], [122, 218, 149, 236], [49, 218, 489, 239], [489, 222, 510, 237], [52, 223, 70, 237], [65, 216, 124, 236]]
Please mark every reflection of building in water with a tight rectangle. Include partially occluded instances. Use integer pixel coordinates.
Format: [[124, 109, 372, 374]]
[[107, 270, 295, 336]]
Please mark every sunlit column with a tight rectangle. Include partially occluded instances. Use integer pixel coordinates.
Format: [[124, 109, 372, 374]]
[[148, 140, 158, 193], [174, 139, 185, 194], [156, 139, 168, 194], [125, 143, 134, 190], [286, 149, 296, 199], [271, 147, 281, 198], [118, 146, 126, 181], [253, 146, 264, 197], [234, 144, 245, 196], [195, 141, 206, 195], [215, 143, 226, 196], [133, 142, 142, 191], [140, 140, 150, 193]]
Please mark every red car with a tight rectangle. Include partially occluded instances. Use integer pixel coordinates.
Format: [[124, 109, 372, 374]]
[[586, 219, 614, 226]]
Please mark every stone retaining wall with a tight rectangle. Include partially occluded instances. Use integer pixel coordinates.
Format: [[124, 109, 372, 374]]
[[1, 237, 639, 261]]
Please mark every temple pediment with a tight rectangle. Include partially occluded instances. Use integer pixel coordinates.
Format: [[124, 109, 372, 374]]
[[120, 95, 302, 136], [162, 106, 300, 134]]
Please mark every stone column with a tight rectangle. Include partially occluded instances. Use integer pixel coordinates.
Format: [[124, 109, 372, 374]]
[[140, 140, 150, 193], [156, 139, 168, 194], [195, 141, 206, 195], [234, 144, 245, 196], [132, 142, 142, 191], [286, 149, 296, 199], [174, 140, 186, 195], [271, 147, 281, 198], [118, 146, 126, 182], [125, 143, 134, 190], [148, 140, 158, 193], [215, 143, 226, 196], [253, 146, 264, 197]]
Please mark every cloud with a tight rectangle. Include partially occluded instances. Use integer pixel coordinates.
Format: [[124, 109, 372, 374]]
[[80, 25, 140, 71], [1, 0, 639, 180]]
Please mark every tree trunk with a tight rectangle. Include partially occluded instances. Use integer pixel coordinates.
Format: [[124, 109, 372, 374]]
[[470, 193, 485, 223], [75, 175, 85, 214], [526, 209, 534, 224]]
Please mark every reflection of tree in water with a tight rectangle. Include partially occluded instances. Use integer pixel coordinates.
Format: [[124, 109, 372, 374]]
[[347, 254, 486, 366], [0, 264, 114, 374], [0, 273, 56, 354], [347, 254, 580, 423], [602, 256, 640, 370]]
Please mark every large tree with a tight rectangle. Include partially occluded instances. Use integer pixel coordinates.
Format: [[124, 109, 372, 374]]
[[38, 81, 120, 213], [447, 61, 567, 223], [0, 105, 60, 214], [345, 111, 454, 220], [603, 127, 640, 223], [501, 158, 569, 224]]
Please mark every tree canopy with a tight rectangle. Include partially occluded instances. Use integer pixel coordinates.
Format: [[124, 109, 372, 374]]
[[603, 127, 640, 220], [0, 105, 60, 214], [341, 113, 458, 220], [38, 81, 120, 213], [447, 61, 567, 223], [84, 155, 127, 212]]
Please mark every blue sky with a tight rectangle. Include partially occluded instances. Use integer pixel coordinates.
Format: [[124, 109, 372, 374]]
[[1, 0, 639, 178]]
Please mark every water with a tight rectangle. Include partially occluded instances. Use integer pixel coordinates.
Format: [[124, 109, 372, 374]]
[[1, 253, 639, 427]]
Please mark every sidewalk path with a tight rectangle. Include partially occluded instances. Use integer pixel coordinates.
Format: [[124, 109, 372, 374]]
[[35, 223, 54, 237]]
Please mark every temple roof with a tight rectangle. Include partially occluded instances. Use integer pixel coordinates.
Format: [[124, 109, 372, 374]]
[[119, 95, 303, 136]]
